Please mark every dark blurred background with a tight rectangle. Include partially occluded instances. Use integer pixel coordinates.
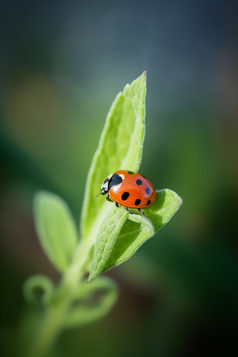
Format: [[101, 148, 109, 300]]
[[1, 0, 238, 356]]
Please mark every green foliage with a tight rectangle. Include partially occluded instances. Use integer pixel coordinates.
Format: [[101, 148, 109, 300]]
[[64, 277, 118, 328], [23, 275, 54, 307], [88, 189, 181, 282], [80, 72, 146, 242], [34, 191, 78, 272], [102, 189, 182, 273], [21, 72, 182, 357], [88, 207, 129, 283]]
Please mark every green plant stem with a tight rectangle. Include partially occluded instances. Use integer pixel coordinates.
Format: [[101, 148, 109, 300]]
[[26, 241, 92, 357], [27, 298, 70, 357]]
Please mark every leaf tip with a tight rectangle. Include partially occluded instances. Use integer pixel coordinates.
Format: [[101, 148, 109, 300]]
[[86, 276, 94, 285], [179, 196, 183, 206], [87, 271, 95, 284], [33, 190, 46, 219], [173, 191, 183, 207], [139, 71, 146, 80], [33, 190, 52, 207], [167, 189, 183, 208]]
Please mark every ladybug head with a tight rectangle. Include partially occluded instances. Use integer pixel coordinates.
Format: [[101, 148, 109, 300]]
[[100, 173, 113, 195]]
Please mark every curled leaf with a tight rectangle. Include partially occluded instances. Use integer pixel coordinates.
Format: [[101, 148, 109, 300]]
[[102, 189, 182, 272], [23, 275, 54, 307], [88, 189, 182, 282], [64, 277, 118, 328]]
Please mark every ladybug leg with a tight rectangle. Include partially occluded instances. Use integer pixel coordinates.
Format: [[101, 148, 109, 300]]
[[106, 194, 114, 203], [125, 207, 133, 215], [138, 208, 147, 217], [115, 202, 119, 208]]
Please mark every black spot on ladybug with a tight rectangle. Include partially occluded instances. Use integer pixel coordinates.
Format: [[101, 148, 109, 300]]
[[128, 171, 134, 175], [147, 199, 151, 205], [146, 187, 150, 195], [103, 178, 109, 184], [136, 179, 142, 186], [135, 199, 141, 206], [122, 192, 130, 201], [109, 174, 123, 189]]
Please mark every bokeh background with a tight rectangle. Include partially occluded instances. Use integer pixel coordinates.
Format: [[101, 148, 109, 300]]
[[1, 0, 238, 356]]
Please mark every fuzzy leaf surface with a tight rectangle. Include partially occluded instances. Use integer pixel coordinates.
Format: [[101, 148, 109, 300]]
[[102, 189, 182, 273], [87, 207, 128, 283], [80, 72, 146, 243]]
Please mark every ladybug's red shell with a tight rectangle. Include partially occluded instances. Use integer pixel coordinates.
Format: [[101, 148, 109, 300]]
[[108, 170, 156, 208]]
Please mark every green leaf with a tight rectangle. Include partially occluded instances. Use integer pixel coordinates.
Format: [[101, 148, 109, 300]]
[[88, 189, 182, 282], [87, 207, 128, 283], [80, 72, 146, 243], [23, 275, 54, 307], [102, 189, 182, 272], [34, 191, 78, 272], [64, 277, 118, 328]]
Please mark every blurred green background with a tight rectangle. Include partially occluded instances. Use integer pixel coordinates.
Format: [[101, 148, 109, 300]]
[[1, 1, 238, 356]]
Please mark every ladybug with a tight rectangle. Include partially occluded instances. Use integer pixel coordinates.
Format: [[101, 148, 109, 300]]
[[99, 170, 156, 217]]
